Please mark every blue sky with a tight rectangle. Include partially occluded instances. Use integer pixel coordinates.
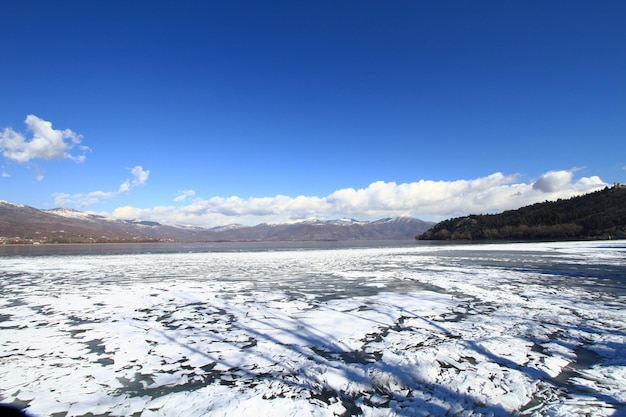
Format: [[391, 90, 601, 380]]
[[1, 1, 624, 226]]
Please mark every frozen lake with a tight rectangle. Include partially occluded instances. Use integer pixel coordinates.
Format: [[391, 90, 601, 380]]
[[1, 240, 625, 416]]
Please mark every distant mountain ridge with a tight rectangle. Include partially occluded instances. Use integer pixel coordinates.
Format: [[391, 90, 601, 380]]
[[417, 184, 626, 241], [0, 200, 433, 244]]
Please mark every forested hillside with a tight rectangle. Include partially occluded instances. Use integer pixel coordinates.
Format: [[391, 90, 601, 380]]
[[417, 185, 626, 241]]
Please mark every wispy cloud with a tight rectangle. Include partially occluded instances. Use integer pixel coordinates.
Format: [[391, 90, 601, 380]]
[[54, 165, 149, 207], [174, 189, 196, 202], [107, 169, 607, 227], [117, 166, 150, 195], [0, 115, 89, 164]]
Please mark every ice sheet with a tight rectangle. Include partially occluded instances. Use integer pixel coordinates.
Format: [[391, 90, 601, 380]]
[[1, 240, 625, 416]]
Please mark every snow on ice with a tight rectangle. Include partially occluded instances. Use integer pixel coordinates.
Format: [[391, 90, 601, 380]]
[[0, 240, 625, 416]]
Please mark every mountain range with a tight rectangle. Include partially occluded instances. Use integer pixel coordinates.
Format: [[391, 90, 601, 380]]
[[0, 201, 434, 244]]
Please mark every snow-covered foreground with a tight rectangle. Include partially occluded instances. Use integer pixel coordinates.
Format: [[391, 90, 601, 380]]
[[1, 240, 625, 416]]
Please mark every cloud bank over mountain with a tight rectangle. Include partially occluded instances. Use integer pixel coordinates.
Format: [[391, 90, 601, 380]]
[[0, 123, 609, 227], [106, 169, 606, 227]]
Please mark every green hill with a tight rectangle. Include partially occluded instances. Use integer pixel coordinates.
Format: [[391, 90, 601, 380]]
[[417, 184, 626, 241]]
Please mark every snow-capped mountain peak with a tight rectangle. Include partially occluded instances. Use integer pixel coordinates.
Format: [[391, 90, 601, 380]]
[[45, 207, 100, 221]]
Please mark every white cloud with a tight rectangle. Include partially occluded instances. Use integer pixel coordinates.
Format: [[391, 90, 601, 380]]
[[131, 165, 150, 185], [118, 180, 131, 194], [532, 170, 574, 192], [2, 171, 9, 178], [105, 169, 607, 227], [113, 166, 149, 195], [174, 189, 196, 202], [0, 115, 89, 164], [54, 165, 149, 207], [54, 190, 117, 207]]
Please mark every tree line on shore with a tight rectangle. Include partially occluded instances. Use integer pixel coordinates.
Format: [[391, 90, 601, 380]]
[[417, 184, 626, 241]]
